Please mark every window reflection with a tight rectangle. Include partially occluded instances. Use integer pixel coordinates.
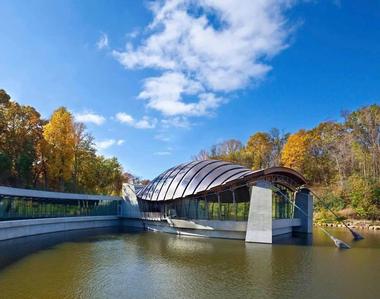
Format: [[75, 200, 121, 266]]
[[139, 183, 296, 221], [0, 196, 119, 221]]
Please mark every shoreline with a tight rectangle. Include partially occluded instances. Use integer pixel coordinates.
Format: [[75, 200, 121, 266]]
[[314, 220, 380, 230]]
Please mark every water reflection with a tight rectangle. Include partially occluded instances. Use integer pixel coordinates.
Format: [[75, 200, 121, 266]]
[[0, 227, 123, 269], [0, 228, 379, 299]]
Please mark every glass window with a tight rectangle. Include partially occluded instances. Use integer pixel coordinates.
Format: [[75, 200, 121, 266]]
[[197, 198, 208, 219], [0, 196, 120, 221]]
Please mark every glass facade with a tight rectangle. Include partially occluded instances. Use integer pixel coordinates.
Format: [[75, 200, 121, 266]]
[[272, 184, 294, 219], [140, 186, 252, 221], [0, 196, 120, 221], [139, 184, 296, 221]]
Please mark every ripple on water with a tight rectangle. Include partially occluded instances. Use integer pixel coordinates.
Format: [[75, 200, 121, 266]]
[[0, 228, 379, 299]]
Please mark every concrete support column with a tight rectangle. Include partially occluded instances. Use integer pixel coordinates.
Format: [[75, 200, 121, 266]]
[[245, 181, 273, 244], [121, 183, 142, 219], [293, 188, 313, 233]]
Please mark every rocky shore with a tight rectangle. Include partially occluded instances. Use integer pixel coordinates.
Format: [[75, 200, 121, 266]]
[[314, 220, 380, 230]]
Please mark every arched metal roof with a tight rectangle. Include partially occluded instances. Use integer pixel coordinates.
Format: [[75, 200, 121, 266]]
[[137, 160, 255, 201], [137, 160, 307, 201]]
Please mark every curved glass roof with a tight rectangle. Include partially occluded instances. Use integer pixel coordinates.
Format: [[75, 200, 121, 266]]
[[137, 160, 307, 201], [137, 160, 256, 201]]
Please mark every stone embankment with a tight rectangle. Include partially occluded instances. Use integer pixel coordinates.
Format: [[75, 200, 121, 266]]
[[315, 220, 380, 230]]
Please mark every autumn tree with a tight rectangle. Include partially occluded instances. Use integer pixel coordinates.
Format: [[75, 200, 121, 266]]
[[43, 107, 75, 191], [345, 105, 380, 180], [71, 122, 97, 192], [193, 139, 246, 165], [245, 132, 273, 170], [193, 149, 210, 161], [0, 90, 44, 187], [281, 130, 310, 172], [268, 128, 289, 167]]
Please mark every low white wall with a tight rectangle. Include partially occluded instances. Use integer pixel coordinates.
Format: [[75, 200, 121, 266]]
[[0, 216, 120, 241]]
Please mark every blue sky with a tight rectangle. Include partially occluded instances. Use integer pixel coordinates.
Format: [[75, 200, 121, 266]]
[[1, 0, 379, 179]]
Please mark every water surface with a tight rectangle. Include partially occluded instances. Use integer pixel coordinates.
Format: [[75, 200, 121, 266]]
[[0, 227, 379, 299]]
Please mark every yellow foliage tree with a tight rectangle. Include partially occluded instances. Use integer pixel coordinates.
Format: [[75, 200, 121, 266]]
[[245, 132, 273, 170], [43, 107, 75, 190], [281, 130, 310, 172]]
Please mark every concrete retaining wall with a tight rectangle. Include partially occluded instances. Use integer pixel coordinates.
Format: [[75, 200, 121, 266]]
[[142, 218, 301, 240], [144, 219, 247, 240], [0, 216, 120, 241]]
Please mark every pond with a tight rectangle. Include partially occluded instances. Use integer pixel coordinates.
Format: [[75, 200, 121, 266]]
[[0, 227, 379, 299]]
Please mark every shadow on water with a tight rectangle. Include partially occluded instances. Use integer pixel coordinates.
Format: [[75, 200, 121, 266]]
[[273, 232, 313, 246], [0, 226, 142, 270]]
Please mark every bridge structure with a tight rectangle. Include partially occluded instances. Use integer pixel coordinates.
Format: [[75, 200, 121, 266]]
[[0, 161, 313, 244], [0, 186, 122, 241]]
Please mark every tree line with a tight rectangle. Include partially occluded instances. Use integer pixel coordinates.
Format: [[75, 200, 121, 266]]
[[193, 104, 380, 220], [0, 89, 124, 195]]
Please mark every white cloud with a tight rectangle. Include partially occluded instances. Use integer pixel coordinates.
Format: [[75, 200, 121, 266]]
[[96, 139, 125, 150], [134, 116, 158, 129], [115, 112, 157, 129], [116, 112, 134, 124], [96, 139, 116, 150], [74, 112, 106, 125], [137, 72, 223, 116], [113, 0, 294, 117], [97, 33, 109, 50]]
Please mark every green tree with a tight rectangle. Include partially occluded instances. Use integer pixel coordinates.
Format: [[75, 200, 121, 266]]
[[71, 122, 96, 192], [94, 156, 124, 195]]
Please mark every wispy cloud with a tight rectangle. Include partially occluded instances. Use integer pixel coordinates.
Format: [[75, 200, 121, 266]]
[[115, 112, 157, 129], [161, 116, 191, 129], [97, 33, 109, 50], [74, 112, 106, 125], [154, 133, 171, 142], [126, 28, 140, 39], [134, 116, 158, 129], [96, 139, 124, 150], [153, 151, 171, 156], [113, 0, 295, 118]]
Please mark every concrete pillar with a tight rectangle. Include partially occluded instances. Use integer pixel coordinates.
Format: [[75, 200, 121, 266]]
[[121, 183, 142, 219], [245, 181, 273, 244], [293, 188, 313, 233]]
